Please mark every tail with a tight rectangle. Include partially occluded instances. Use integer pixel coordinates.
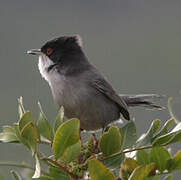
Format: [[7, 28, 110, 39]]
[[120, 94, 165, 110]]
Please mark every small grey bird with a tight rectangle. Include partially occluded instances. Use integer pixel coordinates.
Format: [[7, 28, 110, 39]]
[[27, 35, 162, 131]]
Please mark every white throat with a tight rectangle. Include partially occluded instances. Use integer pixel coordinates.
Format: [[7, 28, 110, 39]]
[[38, 54, 55, 83], [38, 54, 66, 98]]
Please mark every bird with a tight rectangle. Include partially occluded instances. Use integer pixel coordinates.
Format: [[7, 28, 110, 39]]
[[27, 35, 163, 131]]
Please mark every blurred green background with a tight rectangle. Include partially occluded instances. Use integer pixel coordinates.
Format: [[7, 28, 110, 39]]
[[0, 0, 181, 179]]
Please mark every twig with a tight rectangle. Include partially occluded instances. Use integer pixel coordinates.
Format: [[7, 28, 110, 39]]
[[0, 161, 48, 175], [37, 139, 51, 145], [156, 171, 171, 176], [0, 161, 34, 170], [43, 158, 79, 180], [101, 144, 155, 161], [123, 145, 153, 154], [101, 141, 171, 163]]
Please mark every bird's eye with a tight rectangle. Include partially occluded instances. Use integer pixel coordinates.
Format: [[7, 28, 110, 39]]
[[46, 48, 53, 56]]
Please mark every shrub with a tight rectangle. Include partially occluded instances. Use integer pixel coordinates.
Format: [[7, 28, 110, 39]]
[[0, 97, 181, 180]]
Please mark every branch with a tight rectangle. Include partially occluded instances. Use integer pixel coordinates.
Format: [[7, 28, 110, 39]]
[[0, 161, 48, 175], [101, 144, 154, 161], [0, 161, 34, 170], [43, 158, 79, 180], [37, 139, 51, 145]]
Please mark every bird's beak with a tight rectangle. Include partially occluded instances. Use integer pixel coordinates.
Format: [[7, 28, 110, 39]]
[[27, 49, 41, 55]]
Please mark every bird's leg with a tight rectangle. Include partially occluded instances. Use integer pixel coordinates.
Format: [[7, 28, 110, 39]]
[[91, 133, 99, 151], [92, 133, 97, 142], [91, 126, 107, 148], [102, 127, 105, 134], [79, 128, 84, 140], [102, 126, 110, 134]]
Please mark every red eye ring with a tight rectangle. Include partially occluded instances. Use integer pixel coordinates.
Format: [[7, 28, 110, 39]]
[[46, 48, 53, 56]]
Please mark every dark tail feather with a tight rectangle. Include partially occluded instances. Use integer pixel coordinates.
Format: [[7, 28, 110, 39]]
[[120, 94, 165, 110]]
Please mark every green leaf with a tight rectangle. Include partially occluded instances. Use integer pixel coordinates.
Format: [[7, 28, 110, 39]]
[[167, 123, 181, 144], [168, 97, 180, 124], [123, 158, 139, 172], [62, 140, 81, 163], [136, 119, 160, 147], [21, 122, 37, 154], [120, 121, 137, 150], [102, 153, 125, 169], [136, 150, 150, 165], [153, 122, 181, 146], [0, 126, 19, 143], [11, 170, 22, 180], [164, 175, 172, 180], [52, 118, 80, 159], [142, 175, 159, 180], [172, 150, 181, 170], [32, 154, 41, 178], [1, 126, 16, 134], [88, 158, 116, 180], [154, 119, 174, 138], [152, 133, 174, 146], [18, 96, 25, 119], [99, 126, 121, 156], [49, 166, 70, 180], [36, 175, 54, 180], [19, 111, 34, 132], [0, 132, 18, 143], [128, 163, 156, 180], [14, 123, 29, 147], [169, 122, 181, 134], [37, 104, 53, 141], [168, 131, 181, 144], [149, 146, 171, 172], [168, 150, 181, 171], [120, 157, 139, 179], [54, 106, 65, 133]]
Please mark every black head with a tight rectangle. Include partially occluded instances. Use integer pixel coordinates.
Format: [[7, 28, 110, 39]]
[[27, 35, 90, 75], [41, 35, 83, 63], [27, 35, 83, 64]]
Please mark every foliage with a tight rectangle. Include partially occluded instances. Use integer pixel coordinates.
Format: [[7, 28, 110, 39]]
[[0, 97, 181, 180]]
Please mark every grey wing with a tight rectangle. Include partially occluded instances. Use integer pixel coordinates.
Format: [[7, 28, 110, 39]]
[[91, 78, 130, 120]]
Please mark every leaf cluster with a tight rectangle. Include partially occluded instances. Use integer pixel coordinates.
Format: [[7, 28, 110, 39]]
[[0, 97, 181, 180]]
